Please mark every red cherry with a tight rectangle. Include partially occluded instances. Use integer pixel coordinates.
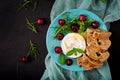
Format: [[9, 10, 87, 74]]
[[21, 56, 28, 63], [37, 18, 44, 25], [79, 15, 86, 21], [92, 21, 99, 29], [71, 24, 79, 32], [56, 33, 64, 40], [58, 19, 65, 26], [66, 59, 73, 66], [54, 46, 62, 53]]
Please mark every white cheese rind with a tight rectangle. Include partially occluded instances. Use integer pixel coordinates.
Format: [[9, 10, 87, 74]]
[[61, 33, 86, 58]]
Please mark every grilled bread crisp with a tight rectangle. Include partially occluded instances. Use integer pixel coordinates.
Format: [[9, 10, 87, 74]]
[[77, 28, 111, 70], [85, 45, 110, 62], [77, 54, 103, 70], [87, 28, 111, 50]]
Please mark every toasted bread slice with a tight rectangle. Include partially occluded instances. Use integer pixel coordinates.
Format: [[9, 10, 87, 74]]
[[77, 53, 103, 70], [87, 28, 111, 40], [77, 54, 93, 70], [77, 28, 111, 70], [87, 28, 111, 50], [85, 45, 110, 62]]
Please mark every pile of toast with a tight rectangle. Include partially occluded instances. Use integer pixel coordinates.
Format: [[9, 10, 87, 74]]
[[77, 28, 112, 70]]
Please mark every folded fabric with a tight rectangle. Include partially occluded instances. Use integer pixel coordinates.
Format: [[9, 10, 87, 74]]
[[41, 0, 120, 80]]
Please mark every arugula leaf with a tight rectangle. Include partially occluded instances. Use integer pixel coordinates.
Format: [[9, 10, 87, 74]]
[[53, 14, 94, 38], [53, 25, 71, 38], [78, 19, 94, 32]]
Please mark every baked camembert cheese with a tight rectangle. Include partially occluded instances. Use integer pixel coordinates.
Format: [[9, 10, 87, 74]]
[[61, 33, 86, 58]]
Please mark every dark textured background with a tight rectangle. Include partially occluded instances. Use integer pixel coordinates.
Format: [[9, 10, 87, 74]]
[[0, 0, 119, 80]]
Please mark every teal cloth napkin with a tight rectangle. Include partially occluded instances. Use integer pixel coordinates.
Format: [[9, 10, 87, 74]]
[[41, 0, 120, 80]]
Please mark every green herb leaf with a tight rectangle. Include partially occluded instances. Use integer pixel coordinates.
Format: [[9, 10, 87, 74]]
[[18, 0, 39, 12], [74, 52, 77, 56], [33, 0, 39, 11], [53, 25, 71, 38], [26, 17, 37, 33], [66, 48, 84, 56], [53, 13, 94, 39], [29, 40, 40, 59], [59, 53, 66, 65], [66, 49, 75, 56], [73, 48, 84, 53], [18, 0, 31, 11]]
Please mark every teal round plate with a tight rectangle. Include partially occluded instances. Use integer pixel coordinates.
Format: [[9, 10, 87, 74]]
[[46, 9, 107, 71]]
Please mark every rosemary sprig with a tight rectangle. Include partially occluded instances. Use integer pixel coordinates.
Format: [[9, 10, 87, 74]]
[[18, 0, 39, 11], [26, 17, 37, 33], [21, 40, 40, 63], [29, 40, 40, 60], [18, 0, 31, 11], [33, 0, 39, 11]]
